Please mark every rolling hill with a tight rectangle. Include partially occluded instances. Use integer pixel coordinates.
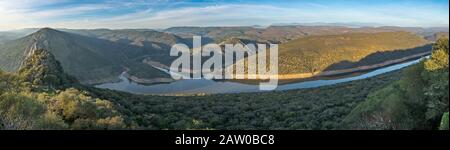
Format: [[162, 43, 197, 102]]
[[0, 28, 39, 44], [0, 26, 444, 84], [277, 31, 430, 74], [62, 29, 190, 51], [0, 28, 169, 84], [229, 31, 431, 77], [0, 32, 21, 44], [425, 32, 449, 41], [165, 26, 448, 44]]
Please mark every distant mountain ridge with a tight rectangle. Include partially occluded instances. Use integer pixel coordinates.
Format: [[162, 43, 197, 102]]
[[0, 28, 170, 84], [277, 31, 431, 74], [18, 48, 77, 89], [62, 29, 190, 50], [0, 26, 446, 84], [165, 26, 448, 44]]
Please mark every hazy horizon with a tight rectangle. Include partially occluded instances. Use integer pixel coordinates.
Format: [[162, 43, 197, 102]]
[[0, 0, 448, 31], [1, 23, 449, 32]]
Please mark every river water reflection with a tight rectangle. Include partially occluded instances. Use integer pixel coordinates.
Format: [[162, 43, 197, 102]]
[[95, 57, 426, 95]]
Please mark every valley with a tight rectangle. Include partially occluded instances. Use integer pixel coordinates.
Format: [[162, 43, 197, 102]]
[[1, 2, 450, 148], [95, 55, 428, 95], [2, 26, 443, 85], [0, 25, 448, 130]]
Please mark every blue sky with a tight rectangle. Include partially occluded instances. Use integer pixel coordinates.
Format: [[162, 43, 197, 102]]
[[0, 0, 448, 30]]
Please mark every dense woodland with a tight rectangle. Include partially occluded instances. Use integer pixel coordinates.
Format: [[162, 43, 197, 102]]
[[1, 37, 448, 130], [0, 49, 125, 129], [343, 38, 449, 129], [1, 28, 440, 84]]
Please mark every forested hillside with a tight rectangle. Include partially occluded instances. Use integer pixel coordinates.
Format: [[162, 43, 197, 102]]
[[165, 26, 448, 44], [0, 46, 403, 130], [0, 49, 127, 129], [278, 31, 430, 74], [343, 38, 449, 130], [0, 28, 442, 85], [0, 28, 170, 84], [1, 57, 401, 129], [84, 36, 448, 130], [84, 71, 400, 129], [0, 34, 448, 130]]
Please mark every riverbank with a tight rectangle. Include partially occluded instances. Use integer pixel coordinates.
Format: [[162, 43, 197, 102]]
[[233, 52, 431, 80], [95, 55, 426, 95], [123, 72, 174, 84], [97, 51, 430, 88]]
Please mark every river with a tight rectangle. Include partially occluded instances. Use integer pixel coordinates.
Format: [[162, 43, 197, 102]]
[[95, 56, 427, 95]]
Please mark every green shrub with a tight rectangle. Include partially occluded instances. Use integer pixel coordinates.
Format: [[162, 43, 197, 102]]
[[439, 112, 449, 130]]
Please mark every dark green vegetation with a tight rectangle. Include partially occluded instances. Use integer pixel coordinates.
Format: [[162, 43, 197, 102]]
[[1, 46, 403, 130], [1, 38, 448, 130], [86, 37, 447, 130], [85, 70, 401, 129], [278, 32, 430, 74], [0, 26, 448, 130], [343, 38, 449, 130], [1, 27, 446, 85], [18, 49, 77, 89], [440, 112, 449, 130], [0, 50, 126, 129], [0, 28, 170, 84]]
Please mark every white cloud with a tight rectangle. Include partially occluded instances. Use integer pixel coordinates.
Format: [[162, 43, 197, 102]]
[[0, 1, 448, 30], [0, 0, 119, 29], [0, 0, 67, 9], [45, 4, 297, 29], [30, 4, 113, 18], [306, 2, 329, 9]]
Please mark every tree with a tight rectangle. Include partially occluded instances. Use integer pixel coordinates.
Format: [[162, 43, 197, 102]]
[[1, 50, 127, 130], [0, 93, 45, 130], [18, 49, 77, 90], [51, 88, 126, 129], [343, 37, 449, 130], [422, 38, 449, 122]]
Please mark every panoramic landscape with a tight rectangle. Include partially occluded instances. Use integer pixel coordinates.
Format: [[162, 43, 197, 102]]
[[0, 0, 449, 130]]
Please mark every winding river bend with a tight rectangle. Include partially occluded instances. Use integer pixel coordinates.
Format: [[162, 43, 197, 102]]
[[95, 56, 428, 95]]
